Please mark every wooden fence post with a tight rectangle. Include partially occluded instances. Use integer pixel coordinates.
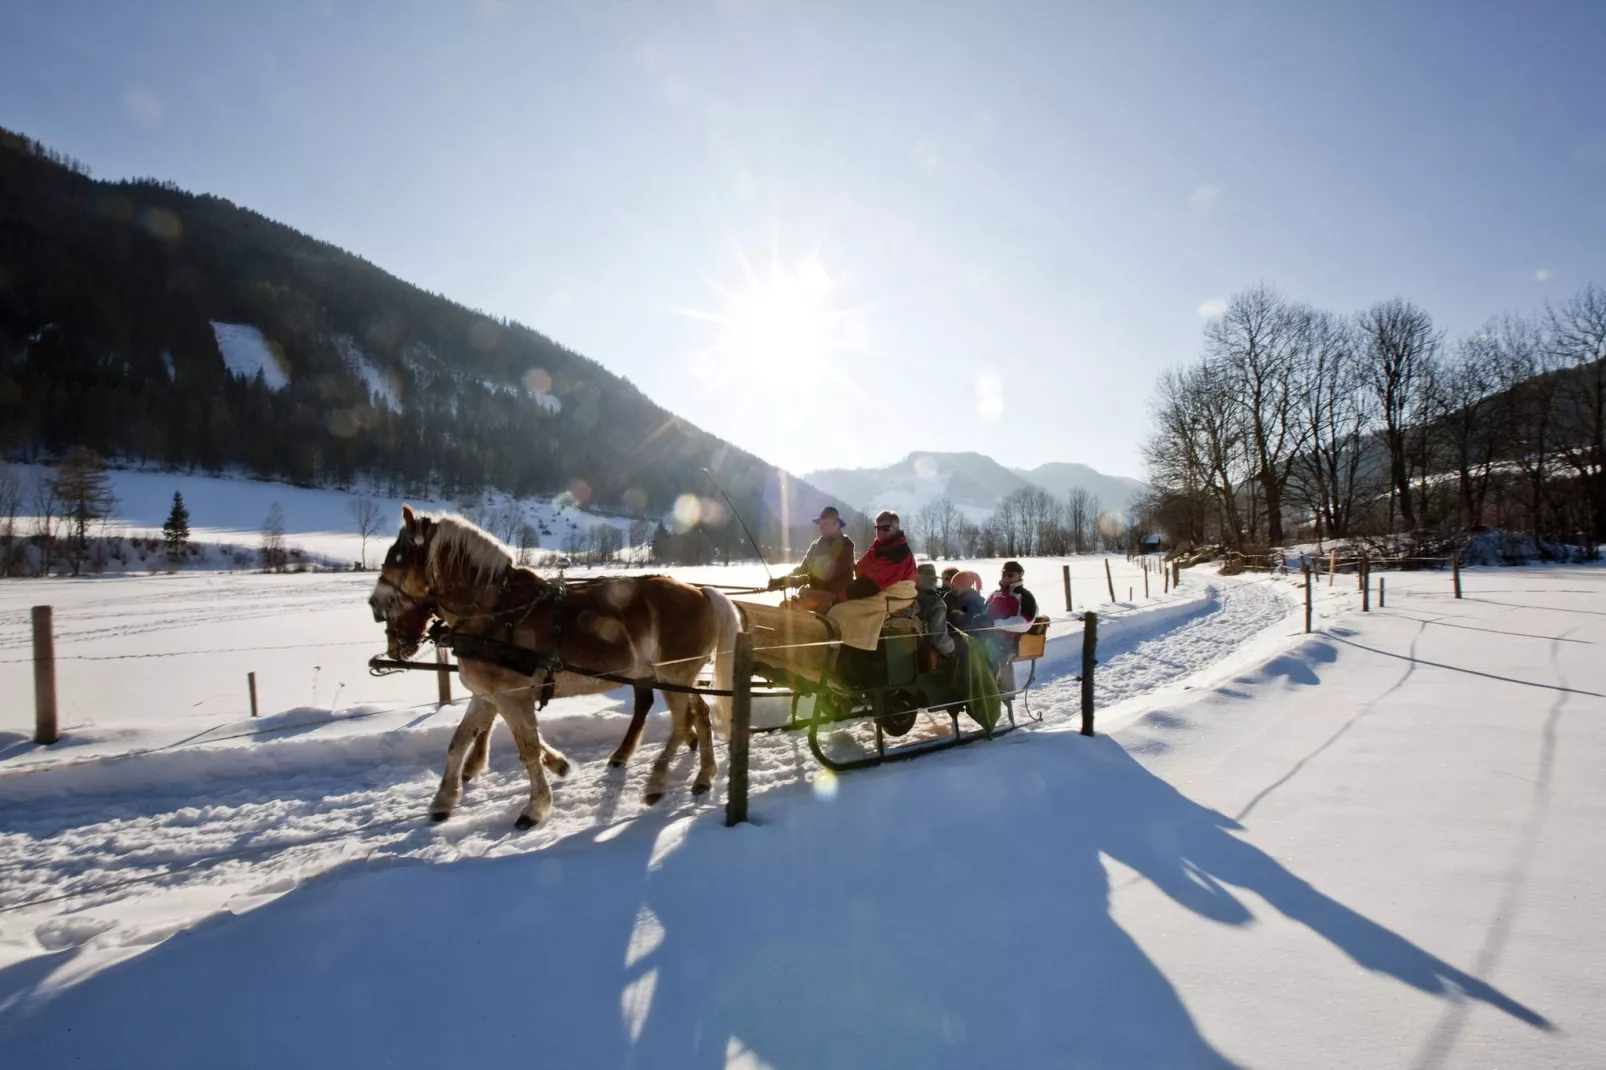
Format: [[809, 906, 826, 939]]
[[1379, 576, 1386, 608], [32, 606, 58, 745], [436, 645, 452, 706], [1062, 563, 1072, 612], [1361, 560, 1370, 613], [1143, 565, 1149, 599], [1303, 566, 1312, 634], [1329, 549, 1336, 586], [1358, 553, 1366, 592], [1452, 552, 1462, 599], [725, 630, 755, 827], [1081, 611, 1097, 737], [1104, 559, 1116, 602], [1173, 560, 1181, 587], [1164, 565, 1170, 593], [247, 671, 259, 718]]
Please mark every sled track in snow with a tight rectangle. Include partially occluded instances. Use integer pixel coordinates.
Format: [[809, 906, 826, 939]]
[[0, 577, 1291, 943]]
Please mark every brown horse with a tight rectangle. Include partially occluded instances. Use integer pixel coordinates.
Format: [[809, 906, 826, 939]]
[[369, 505, 739, 828]]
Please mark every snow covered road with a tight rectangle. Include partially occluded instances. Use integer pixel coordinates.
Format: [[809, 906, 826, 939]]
[[0, 572, 1290, 982]]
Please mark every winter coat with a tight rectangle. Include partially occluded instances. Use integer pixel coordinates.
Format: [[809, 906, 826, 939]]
[[945, 587, 989, 633], [848, 531, 916, 597], [986, 581, 1039, 634], [788, 533, 856, 601], [914, 587, 956, 658]]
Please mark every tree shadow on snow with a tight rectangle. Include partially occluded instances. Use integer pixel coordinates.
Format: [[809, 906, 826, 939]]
[[0, 734, 1550, 1069]]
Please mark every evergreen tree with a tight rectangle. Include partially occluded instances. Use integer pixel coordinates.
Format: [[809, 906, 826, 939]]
[[162, 490, 191, 557]]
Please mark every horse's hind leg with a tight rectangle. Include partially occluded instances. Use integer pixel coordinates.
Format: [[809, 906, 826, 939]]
[[642, 695, 691, 805], [429, 695, 496, 821], [689, 692, 717, 796], [608, 684, 654, 768]]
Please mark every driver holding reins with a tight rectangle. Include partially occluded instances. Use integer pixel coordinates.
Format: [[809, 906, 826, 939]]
[[767, 505, 856, 613]]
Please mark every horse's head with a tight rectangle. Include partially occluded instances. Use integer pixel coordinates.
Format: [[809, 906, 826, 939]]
[[369, 504, 438, 659]]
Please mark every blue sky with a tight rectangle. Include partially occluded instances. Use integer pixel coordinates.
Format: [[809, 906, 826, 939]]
[[4, 0, 1603, 479]]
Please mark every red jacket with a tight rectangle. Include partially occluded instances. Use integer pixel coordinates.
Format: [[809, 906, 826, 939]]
[[855, 532, 916, 590]]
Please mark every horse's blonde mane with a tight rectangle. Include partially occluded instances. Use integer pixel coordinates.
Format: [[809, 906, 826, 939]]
[[426, 512, 516, 587]]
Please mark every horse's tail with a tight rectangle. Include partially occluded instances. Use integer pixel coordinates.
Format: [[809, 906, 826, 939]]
[[700, 586, 742, 738]]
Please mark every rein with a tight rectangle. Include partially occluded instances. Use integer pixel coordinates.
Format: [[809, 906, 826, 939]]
[[368, 625, 734, 698]]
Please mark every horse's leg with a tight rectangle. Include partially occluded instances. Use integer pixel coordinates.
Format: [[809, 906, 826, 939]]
[[429, 695, 496, 821], [608, 683, 654, 768], [539, 736, 571, 777], [642, 694, 690, 806], [495, 692, 554, 829], [689, 691, 717, 796], [462, 721, 492, 781]]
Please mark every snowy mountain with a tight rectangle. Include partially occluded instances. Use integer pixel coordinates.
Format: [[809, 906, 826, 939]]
[[1012, 462, 1148, 514], [0, 126, 841, 545], [803, 451, 1147, 519]]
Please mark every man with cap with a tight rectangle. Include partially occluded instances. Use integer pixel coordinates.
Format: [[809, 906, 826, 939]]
[[768, 505, 855, 614]]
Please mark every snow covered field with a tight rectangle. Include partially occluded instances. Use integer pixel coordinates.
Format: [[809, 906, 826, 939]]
[[3, 463, 641, 567], [1, 559, 1602, 1067]]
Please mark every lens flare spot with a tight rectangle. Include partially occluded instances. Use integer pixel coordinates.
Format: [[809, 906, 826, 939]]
[[812, 769, 839, 801], [672, 493, 702, 530]]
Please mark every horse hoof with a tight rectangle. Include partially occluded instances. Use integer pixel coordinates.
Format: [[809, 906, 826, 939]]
[[643, 791, 663, 806], [691, 781, 712, 796], [552, 759, 571, 777], [607, 756, 627, 769], [514, 814, 537, 831], [430, 811, 450, 823]]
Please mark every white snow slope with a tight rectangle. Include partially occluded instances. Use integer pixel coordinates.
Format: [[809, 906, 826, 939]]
[[1, 562, 1602, 1068], [3, 463, 638, 566], [210, 322, 288, 390]]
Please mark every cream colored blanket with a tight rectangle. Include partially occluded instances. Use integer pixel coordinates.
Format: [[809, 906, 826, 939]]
[[827, 579, 917, 651]]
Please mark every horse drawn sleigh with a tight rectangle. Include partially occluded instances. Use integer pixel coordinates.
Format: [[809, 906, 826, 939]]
[[368, 507, 1050, 828]]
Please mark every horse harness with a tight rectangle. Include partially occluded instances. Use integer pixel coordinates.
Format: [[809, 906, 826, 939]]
[[422, 574, 735, 705]]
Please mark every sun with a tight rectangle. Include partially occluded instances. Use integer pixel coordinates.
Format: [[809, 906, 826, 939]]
[[678, 246, 865, 398]]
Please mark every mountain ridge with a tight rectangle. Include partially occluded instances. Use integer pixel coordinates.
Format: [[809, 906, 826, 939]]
[[803, 451, 1147, 519], [0, 125, 844, 546]]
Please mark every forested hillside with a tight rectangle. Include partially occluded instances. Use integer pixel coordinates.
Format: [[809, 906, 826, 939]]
[[0, 127, 838, 547]]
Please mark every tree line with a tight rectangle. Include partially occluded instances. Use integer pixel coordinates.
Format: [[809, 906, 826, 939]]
[[1140, 283, 1606, 551]]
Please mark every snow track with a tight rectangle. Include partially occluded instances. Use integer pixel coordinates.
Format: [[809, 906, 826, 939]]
[[0, 575, 1291, 966]]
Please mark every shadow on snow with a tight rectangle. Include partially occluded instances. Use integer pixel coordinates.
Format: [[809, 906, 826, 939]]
[[0, 728, 1550, 1069]]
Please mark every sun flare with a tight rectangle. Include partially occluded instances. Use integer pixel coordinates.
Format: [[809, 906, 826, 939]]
[[679, 246, 866, 398]]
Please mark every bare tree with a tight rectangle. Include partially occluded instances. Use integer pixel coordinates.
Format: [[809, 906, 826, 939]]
[[1497, 314, 1562, 537], [1208, 286, 1311, 544], [29, 473, 60, 576], [261, 501, 288, 572], [1431, 327, 1515, 529], [628, 518, 652, 565], [0, 465, 21, 577], [52, 448, 116, 576], [347, 497, 383, 569], [1066, 488, 1096, 553], [956, 516, 981, 557], [1550, 284, 1606, 541], [1358, 299, 1442, 530], [1293, 312, 1375, 540], [1151, 362, 1248, 545]]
